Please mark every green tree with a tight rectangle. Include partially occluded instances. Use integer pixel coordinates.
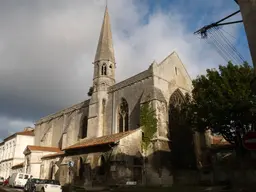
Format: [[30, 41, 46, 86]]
[[185, 62, 256, 149], [140, 102, 157, 151]]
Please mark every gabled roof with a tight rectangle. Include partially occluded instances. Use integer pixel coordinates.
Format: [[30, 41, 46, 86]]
[[64, 129, 139, 151], [24, 145, 61, 154], [41, 151, 65, 160]]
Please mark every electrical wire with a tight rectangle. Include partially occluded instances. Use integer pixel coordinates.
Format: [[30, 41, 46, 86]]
[[208, 29, 235, 63], [197, 26, 245, 64], [221, 28, 249, 49], [210, 28, 241, 64], [214, 26, 245, 63]]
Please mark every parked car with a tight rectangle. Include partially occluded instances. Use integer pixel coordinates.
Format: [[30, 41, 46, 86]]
[[0, 177, 4, 185], [9, 173, 32, 188], [35, 180, 61, 192], [24, 178, 43, 192]]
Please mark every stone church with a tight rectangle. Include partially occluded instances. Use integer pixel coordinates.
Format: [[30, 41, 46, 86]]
[[23, 6, 193, 187]]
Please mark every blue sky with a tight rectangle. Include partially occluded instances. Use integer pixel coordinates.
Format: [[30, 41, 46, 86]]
[[0, 0, 253, 141], [141, 0, 251, 65]]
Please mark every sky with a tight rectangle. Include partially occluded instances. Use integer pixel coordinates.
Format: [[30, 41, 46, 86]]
[[0, 0, 252, 141]]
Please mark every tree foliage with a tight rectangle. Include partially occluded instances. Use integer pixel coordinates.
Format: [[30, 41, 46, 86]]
[[140, 102, 157, 151], [169, 93, 197, 169], [87, 86, 94, 97], [184, 62, 256, 147]]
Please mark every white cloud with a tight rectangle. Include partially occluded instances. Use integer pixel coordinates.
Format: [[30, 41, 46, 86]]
[[0, 0, 243, 139]]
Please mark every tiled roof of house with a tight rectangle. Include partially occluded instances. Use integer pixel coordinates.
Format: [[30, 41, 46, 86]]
[[212, 136, 230, 145], [17, 130, 34, 136], [4, 130, 34, 142], [41, 151, 65, 159], [27, 145, 61, 153], [11, 162, 24, 169], [64, 129, 139, 151]]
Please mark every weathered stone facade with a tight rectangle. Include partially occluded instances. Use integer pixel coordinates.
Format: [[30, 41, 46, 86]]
[[25, 6, 194, 187]]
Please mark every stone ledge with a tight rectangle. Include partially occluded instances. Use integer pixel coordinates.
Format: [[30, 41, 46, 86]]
[[108, 70, 152, 93], [35, 99, 90, 125]]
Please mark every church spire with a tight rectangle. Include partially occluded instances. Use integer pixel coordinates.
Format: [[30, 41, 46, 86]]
[[94, 5, 115, 63]]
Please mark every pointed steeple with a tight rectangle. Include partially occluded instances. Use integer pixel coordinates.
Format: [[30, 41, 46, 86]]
[[94, 5, 115, 63]]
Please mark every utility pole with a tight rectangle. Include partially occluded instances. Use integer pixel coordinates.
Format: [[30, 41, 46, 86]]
[[236, 0, 256, 91]]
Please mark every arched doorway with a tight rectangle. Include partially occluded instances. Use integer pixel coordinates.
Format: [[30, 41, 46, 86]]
[[79, 157, 85, 180], [168, 89, 196, 169]]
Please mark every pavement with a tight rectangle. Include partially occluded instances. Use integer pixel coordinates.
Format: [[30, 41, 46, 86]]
[[0, 186, 23, 192]]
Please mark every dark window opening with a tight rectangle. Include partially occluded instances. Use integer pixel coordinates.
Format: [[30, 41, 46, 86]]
[[101, 63, 107, 75], [81, 116, 88, 138], [98, 156, 106, 175], [79, 157, 85, 180], [49, 162, 54, 180], [102, 99, 106, 114]]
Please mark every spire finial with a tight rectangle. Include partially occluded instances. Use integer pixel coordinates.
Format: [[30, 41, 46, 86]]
[[106, 0, 108, 8]]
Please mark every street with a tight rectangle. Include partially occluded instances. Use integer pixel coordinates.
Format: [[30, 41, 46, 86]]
[[0, 186, 23, 192]]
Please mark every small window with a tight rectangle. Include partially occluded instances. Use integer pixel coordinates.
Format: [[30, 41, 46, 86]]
[[102, 99, 106, 114], [109, 65, 112, 69], [175, 67, 178, 75], [24, 175, 29, 179], [18, 174, 23, 179], [101, 63, 107, 75]]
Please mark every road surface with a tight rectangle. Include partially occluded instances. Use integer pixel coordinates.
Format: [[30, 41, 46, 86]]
[[0, 186, 23, 192]]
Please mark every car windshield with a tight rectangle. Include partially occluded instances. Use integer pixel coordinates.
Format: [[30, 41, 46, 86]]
[[31, 179, 42, 184], [43, 180, 60, 185]]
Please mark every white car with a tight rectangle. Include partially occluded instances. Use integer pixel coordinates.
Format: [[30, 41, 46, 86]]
[[35, 180, 61, 192], [9, 173, 32, 188]]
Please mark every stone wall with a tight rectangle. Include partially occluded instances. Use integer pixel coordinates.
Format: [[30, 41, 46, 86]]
[[106, 70, 154, 135], [152, 51, 192, 103], [34, 100, 89, 149]]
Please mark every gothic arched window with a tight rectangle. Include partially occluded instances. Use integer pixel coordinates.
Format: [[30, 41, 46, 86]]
[[101, 63, 107, 75], [168, 89, 185, 137], [118, 98, 129, 132]]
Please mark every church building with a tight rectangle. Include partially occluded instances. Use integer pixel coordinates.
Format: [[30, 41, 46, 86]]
[[23, 5, 193, 187]]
